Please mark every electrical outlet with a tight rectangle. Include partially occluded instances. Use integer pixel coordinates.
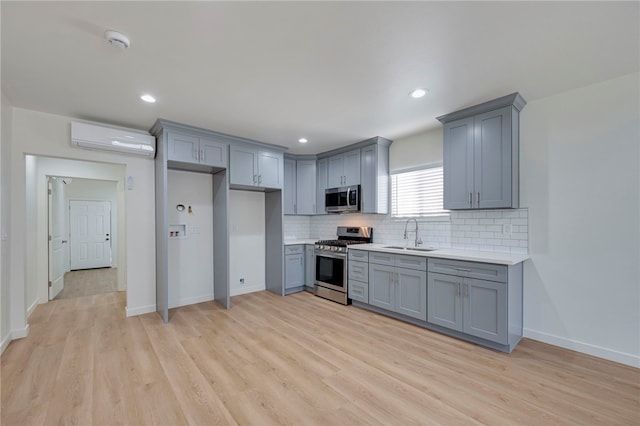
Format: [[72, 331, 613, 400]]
[[502, 224, 512, 236], [240, 278, 245, 285], [192, 225, 200, 234]]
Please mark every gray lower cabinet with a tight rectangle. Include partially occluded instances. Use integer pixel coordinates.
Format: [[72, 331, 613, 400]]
[[285, 245, 304, 294], [428, 258, 520, 348], [304, 245, 315, 290], [368, 253, 427, 321], [348, 249, 369, 303], [438, 93, 526, 210]]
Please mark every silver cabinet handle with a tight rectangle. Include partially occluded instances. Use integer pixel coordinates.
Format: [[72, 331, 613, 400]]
[[477, 192, 480, 207], [201, 149, 205, 163], [454, 267, 472, 272], [194, 148, 199, 161], [253, 174, 257, 184], [62, 240, 68, 244], [469, 192, 472, 207], [294, 203, 297, 214]]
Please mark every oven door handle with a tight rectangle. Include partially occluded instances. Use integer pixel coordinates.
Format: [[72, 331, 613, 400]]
[[314, 250, 346, 260]]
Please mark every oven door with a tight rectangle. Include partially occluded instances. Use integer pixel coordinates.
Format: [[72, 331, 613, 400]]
[[315, 250, 347, 293]]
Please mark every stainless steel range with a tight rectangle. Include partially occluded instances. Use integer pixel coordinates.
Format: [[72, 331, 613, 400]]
[[314, 226, 372, 305]]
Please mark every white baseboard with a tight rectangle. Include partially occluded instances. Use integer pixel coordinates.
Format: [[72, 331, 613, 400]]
[[0, 331, 11, 355], [27, 298, 39, 318], [523, 328, 640, 368], [168, 294, 214, 309], [231, 284, 266, 297], [11, 324, 30, 340], [125, 304, 156, 317]]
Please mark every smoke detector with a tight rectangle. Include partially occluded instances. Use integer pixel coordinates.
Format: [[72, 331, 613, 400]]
[[105, 30, 130, 49]]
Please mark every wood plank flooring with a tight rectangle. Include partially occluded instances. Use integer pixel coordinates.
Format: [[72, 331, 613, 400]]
[[2, 290, 639, 425], [55, 268, 118, 300]]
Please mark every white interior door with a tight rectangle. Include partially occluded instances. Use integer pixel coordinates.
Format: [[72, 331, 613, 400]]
[[48, 178, 66, 300], [70, 200, 112, 270]]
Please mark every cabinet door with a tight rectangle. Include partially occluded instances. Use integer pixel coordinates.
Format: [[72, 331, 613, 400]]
[[369, 264, 395, 311], [167, 133, 198, 163], [474, 106, 512, 209], [283, 158, 297, 214], [296, 160, 316, 215], [316, 159, 328, 214], [396, 268, 427, 321], [229, 146, 257, 186], [463, 278, 507, 344], [304, 245, 315, 287], [200, 138, 228, 168], [427, 273, 463, 331], [258, 150, 283, 189], [327, 155, 345, 187], [285, 253, 304, 290], [443, 117, 474, 209], [343, 149, 361, 186], [360, 144, 376, 213]]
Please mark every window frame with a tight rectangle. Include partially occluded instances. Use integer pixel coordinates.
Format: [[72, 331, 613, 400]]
[[389, 162, 450, 221]]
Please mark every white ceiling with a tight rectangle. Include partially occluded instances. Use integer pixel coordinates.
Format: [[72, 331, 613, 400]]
[[2, 2, 638, 154]]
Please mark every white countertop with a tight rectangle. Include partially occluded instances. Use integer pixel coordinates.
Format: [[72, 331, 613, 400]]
[[284, 239, 317, 245], [349, 243, 529, 265]]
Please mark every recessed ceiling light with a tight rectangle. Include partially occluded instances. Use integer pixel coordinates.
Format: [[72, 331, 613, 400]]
[[409, 88, 428, 98], [298, 138, 308, 143], [140, 94, 156, 103]]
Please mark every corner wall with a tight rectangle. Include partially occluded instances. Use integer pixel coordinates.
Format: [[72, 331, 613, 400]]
[[1, 91, 13, 353], [520, 72, 639, 367], [10, 108, 156, 338]]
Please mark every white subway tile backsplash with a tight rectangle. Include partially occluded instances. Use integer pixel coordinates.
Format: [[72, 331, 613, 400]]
[[282, 208, 528, 255]]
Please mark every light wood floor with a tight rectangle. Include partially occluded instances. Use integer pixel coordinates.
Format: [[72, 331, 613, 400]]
[[55, 268, 118, 300], [2, 290, 638, 425]]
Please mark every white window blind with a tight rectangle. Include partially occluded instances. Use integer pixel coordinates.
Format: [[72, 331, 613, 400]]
[[391, 165, 448, 218]]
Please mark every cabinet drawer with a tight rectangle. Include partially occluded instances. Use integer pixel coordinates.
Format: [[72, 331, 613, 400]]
[[348, 280, 369, 303], [348, 260, 369, 282], [349, 250, 369, 262], [428, 258, 507, 283], [396, 254, 427, 271], [369, 252, 395, 266], [285, 245, 304, 255]]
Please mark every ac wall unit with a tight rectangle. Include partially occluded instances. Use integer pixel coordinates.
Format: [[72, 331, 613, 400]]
[[71, 121, 156, 158]]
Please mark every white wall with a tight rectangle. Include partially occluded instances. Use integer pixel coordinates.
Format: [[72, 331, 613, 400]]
[[10, 108, 156, 336], [167, 170, 214, 308], [520, 72, 639, 367], [229, 190, 265, 295], [390, 127, 443, 171], [0, 91, 12, 353], [64, 178, 119, 268]]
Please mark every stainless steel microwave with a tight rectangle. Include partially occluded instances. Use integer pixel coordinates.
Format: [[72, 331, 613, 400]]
[[325, 185, 360, 213]]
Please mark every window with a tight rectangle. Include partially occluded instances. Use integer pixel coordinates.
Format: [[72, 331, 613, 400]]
[[391, 165, 448, 218]]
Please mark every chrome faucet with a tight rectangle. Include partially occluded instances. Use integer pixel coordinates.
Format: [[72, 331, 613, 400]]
[[403, 218, 422, 247]]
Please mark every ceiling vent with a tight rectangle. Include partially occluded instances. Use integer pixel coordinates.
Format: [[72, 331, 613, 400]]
[[105, 30, 130, 49], [71, 121, 155, 158]]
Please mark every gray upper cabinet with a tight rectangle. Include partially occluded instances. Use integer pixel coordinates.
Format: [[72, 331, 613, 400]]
[[284, 158, 317, 215], [296, 160, 316, 214], [316, 158, 328, 214], [230, 144, 283, 189], [283, 158, 296, 214], [327, 149, 360, 187], [167, 132, 228, 169], [438, 93, 526, 210], [360, 137, 392, 214]]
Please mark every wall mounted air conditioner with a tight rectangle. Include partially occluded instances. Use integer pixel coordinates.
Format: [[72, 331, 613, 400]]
[[71, 121, 156, 158]]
